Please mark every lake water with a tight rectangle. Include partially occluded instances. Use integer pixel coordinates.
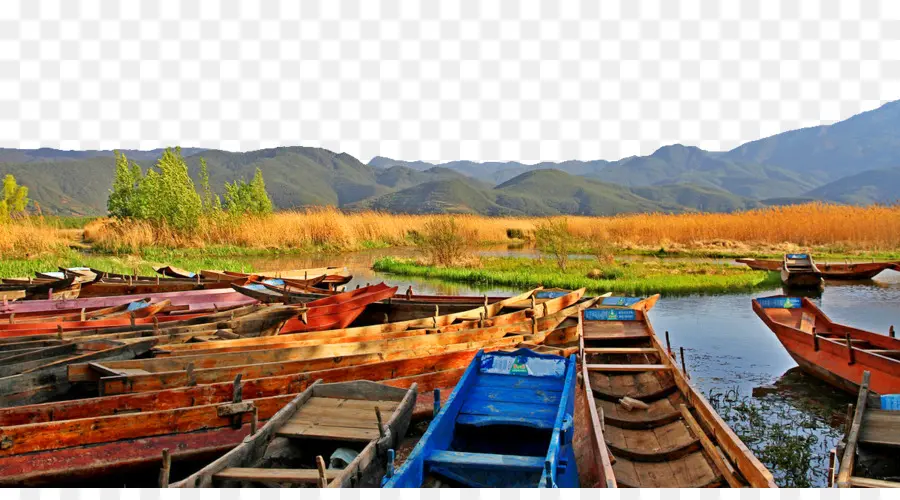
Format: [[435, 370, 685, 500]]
[[240, 248, 900, 486]]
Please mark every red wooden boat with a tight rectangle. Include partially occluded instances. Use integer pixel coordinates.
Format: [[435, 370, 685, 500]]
[[279, 282, 399, 333], [752, 295, 900, 396], [77, 279, 241, 298], [737, 258, 900, 280], [0, 288, 257, 316]]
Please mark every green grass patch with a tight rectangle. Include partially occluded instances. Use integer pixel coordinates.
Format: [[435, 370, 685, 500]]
[[373, 256, 782, 296]]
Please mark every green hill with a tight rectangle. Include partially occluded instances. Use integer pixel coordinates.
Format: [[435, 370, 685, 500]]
[[804, 167, 900, 205]]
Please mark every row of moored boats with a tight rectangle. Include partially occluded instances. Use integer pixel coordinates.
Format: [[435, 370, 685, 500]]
[[0, 263, 895, 487]]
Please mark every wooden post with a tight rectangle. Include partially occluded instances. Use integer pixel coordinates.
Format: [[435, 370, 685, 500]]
[[385, 449, 396, 481], [483, 294, 488, 308], [158, 448, 171, 488], [231, 374, 244, 429], [250, 407, 258, 435], [664, 330, 672, 357], [433, 388, 441, 416], [812, 327, 819, 351], [80, 308, 86, 321], [48, 288, 53, 300], [406, 286, 412, 300], [57, 324, 63, 339], [129, 312, 136, 327], [186, 362, 196, 386], [8, 312, 13, 324], [846, 333, 855, 365], [153, 316, 160, 335], [316, 455, 328, 488], [531, 294, 536, 311], [679, 346, 689, 378], [837, 371, 870, 487], [891, 325, 895, 338], [375, 407, 385, 438], [479, 311, 485, 328]]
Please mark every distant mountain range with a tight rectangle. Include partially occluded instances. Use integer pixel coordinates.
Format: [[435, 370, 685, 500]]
[[3, 101, 900, 216]]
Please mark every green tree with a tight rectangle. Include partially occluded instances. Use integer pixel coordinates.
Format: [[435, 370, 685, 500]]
[[534, 217, 574, 270], [140, 147, 202, 230], [198, 158, 222, 214], [108, 151, 138, 218], [0, 174, 29, 221], [224, 167, 273, 216]]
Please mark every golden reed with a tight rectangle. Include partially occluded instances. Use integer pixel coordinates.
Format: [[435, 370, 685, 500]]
[[82, 203, 900, 253]]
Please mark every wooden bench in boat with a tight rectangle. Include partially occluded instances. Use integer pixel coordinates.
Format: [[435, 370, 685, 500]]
[[214, 467, 339, 484], [275, 396, 399, 442], [425, 450, 545, 472]]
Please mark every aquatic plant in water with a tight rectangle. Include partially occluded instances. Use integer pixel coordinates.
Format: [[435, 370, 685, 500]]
[[707, 387, 843, 487]]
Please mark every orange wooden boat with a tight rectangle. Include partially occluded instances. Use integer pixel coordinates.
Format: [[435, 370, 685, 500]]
[[752, 296, 900, 396], [737, 257, 900, 280], [278, 282, 398, 333], [577, 295, 776, 488]]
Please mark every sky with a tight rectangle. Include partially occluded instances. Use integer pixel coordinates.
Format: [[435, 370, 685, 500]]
[[0, 0, 897, 163]]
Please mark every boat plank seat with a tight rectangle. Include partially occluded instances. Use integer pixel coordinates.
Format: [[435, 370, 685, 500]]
[[598, 395, 683, 429], [213, 467, 339, 484], [612, 453, 723, 488], [456, 374, 562, 429], [583, 347, 658, 354], [583, 321, 650, 340], [589, 371, 676, 401], [586, 364, 668, 372], [859, 409, 900, 447], [424, 450, 545, 472], [604, 419, 701, 462], [275, 396, 397, 442]]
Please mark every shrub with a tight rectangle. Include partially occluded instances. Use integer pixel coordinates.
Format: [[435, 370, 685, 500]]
[[0, 174, 29, 222], [506, 228, 525, 239], [419, 216, 475, 266], [534, 217, 574, 270]]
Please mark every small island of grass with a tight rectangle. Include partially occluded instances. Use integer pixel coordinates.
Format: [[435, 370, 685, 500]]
[[373, 256, 782, 296]]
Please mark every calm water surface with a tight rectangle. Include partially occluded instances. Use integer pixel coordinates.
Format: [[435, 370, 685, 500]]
[[241, 248, 900, 486]]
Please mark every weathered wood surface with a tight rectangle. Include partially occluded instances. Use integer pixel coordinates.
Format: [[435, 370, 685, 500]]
[[836, 371, 870, 488], [579, 299, 776, 488], [753, 296, 900, 396], [0, 339, 156, 407]]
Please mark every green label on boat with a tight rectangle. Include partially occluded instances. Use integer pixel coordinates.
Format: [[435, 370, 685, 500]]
[[509, 356, 529, 375]]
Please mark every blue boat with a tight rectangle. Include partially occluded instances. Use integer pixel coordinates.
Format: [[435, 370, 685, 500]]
[[383, 348, 579, 488]]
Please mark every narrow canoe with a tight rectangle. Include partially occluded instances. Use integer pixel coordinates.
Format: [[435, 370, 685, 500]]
[[738, 258, 900, 280], [832, 371, 900, 488], [579, 298, 776, 487], [0, 288, 257, 316], [172, 380, 417, 488], [203, 269, 344, 287], [384, 348, 579, 488], [278, 283, 399, 333], [752, 296, 900, 396], [77, 279, 242, 299], [781, 253, 823, 289]]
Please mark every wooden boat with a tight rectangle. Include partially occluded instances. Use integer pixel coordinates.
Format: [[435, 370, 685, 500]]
[[0, 342, 543, 485], [831, 371, 900, 488], [384, 348, 579, 488], [74, 294, 595, 395], [151, 288, 585, 357], [780, 253, 823, 288], [0, 306, 301, 406], [279, 283, 398, 333], [579, 296, 776, 487], [204, 268, 347, 288], [77, 278, 242, 299], [752, 296, 900, 396], [0, 288, 257, 316], [172, 380, 417, 488], [738, 258, 900, 280], [0, 274, 80, 301], [156, 266, 196, 279]]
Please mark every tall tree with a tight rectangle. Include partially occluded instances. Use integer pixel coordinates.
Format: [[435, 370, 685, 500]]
[[0, 174, 29, 221]]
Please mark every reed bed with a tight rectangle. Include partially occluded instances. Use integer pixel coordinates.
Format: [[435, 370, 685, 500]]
[[0, 219, 71, 258], [84, 203, 900, 255]]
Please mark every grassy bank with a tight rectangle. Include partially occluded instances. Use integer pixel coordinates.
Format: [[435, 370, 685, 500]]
[[373, 257, 782, 296]]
